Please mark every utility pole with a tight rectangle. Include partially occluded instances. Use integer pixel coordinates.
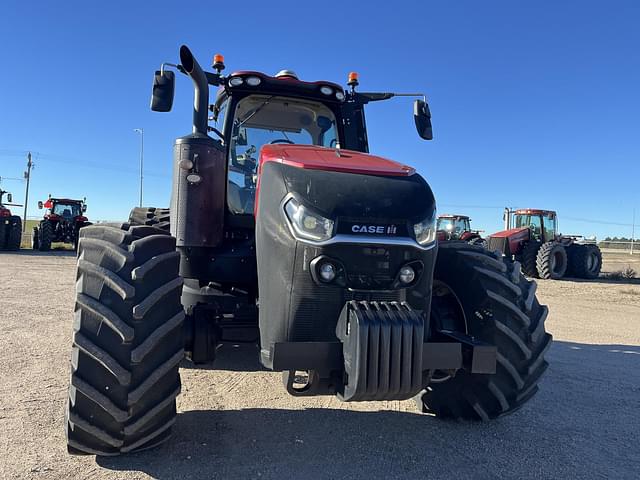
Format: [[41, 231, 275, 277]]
[[632, 208, 636, 255], [134, 128, 144, 207], [23, 152, 33, 232]]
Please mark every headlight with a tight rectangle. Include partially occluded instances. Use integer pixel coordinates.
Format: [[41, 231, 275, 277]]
[[414, 212, 437, 245], [284, 198, 334, 241], [228, 76, 244, 86], [320, 86, 333, 95], [245, 76, 261, 86]]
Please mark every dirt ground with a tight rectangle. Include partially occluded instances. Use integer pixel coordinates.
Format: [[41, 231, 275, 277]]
[[0, 251, 638, 479]]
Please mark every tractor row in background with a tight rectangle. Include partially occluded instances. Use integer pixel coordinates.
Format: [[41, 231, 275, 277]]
[[0, 189, 22, 251], [32, 196, 91, 251], [487, 208, 602, 279]]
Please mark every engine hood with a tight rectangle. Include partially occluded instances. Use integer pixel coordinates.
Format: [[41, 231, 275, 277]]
[[259, 144, 415, 177], [256, 145, 434, 225], [490, 227, 530, 239]]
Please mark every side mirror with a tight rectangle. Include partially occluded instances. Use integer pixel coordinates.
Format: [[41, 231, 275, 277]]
[[82, 204, 87, 213], [38, 200, 43, 209], [150, 70, 175, 112], [414, 99, 433, 140], [7, 193, 12, 203]]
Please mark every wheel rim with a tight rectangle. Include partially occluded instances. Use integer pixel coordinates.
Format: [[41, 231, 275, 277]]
[[431, 281, 468, 333], [587, 252, 597, 272]]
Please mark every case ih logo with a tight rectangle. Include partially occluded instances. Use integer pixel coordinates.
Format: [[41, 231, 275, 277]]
[[351, 224, 397, 235]]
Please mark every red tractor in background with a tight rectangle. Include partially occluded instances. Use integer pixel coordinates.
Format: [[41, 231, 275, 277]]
[[32, 196, 91, 251], [436, 214, 485, 247], [0, 189, 22, 251], [487, 208, 602, 280]]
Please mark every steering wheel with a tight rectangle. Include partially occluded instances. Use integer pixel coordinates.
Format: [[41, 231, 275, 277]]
[[270, 139, 295, 145]]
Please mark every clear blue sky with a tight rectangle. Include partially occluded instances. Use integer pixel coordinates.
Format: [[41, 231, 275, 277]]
[[1, 0, 638, 239]]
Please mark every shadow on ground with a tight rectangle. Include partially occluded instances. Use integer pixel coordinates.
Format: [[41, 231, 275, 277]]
[[560, 275, 640, 285], [97, 341, 640, 479], [2, 249, 76, 257], [179, 343, 266, 372]]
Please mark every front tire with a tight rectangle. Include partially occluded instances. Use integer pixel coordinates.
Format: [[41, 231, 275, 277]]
[[418, 242, 551, 420], [32, 227, 40, 250], [517, 240, 540, 278], [7, 216, 21, 250], [38, 220, 53, 251], [536, 242, 567, 279], [66, 224, 184, 455]]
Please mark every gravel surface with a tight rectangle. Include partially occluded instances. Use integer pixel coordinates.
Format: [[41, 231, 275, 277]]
[[0, 250, 639, 479]]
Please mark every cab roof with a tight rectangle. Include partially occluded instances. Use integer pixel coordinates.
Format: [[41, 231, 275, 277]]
[[514, 208, 556, 216], [438, 214, 470, 220], [49, 198, 84, 204], [215, 70, 345, 108]]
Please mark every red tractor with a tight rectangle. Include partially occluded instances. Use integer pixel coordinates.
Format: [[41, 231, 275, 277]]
[[436, 214, 485, 247], [64, 46, 551, 455], [0, 189, 22, 251], [32, 196, 91, 251], [487, 208, 602, 280]]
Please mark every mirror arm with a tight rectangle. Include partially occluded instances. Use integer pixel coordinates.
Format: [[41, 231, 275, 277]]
[[160, 62, 180, 75], [357, 92, 427, 104]]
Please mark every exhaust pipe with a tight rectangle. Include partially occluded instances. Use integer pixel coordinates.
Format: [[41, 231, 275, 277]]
[[179, 45, 208, 136], [504, 207, 511, 230]]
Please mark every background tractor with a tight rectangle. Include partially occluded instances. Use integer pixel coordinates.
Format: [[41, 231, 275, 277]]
[[0, 189, 22, 251], [436, 214, 485, 247], [32, 196, 91, 251], [64, 45, 551, 455], [487, 208, 602, 280]]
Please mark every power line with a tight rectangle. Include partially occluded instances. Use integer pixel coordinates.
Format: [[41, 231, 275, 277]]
[[562, 216, 638, 227], [0, 149, 170, 179]]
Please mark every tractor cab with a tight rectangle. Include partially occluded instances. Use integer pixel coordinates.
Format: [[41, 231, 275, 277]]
[[152, 47, 432, 222], [437, 214, 471, 237], [39, 197, 87, 221], [510, 209, 557, 243]]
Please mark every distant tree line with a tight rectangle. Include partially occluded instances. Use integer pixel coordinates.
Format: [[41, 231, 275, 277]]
[[599, 237, 638, 249]]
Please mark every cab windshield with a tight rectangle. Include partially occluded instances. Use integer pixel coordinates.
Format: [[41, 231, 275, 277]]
[[52, 202, 80, 218], [226, 95, 338, 215], [515, 214, 542, 241], [437, 218, 469, 234]]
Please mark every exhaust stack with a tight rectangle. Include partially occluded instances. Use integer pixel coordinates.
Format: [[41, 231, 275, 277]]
[[179, 45, 209, 136]]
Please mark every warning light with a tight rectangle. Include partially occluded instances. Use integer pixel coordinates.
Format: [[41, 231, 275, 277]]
[[347, 72, 359, 88], [212, 54, 225, 72]]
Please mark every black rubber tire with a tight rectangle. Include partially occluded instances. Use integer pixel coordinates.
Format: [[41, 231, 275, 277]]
[[129, 207, 171, 232], [517, 240, 540, 278], [536, 242, 567, 279], [32, 227, 40, 250], [39, 220, 53, 251], [7, 216, 22, 250], [418, 242, 551, 420], [66, 223, 184, 455], [468, 236, 487, 249], [73, 221, 93, 252], [568, 244, 602, 279], [0, 220, 7, 250]]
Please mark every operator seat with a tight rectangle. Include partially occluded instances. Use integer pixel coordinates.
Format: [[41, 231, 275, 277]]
[[62, 208, 72, 218], [227, 181, 255, 215]]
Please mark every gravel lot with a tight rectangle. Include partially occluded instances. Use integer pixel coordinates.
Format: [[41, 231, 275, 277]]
[[0, 251, 639, 479]]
